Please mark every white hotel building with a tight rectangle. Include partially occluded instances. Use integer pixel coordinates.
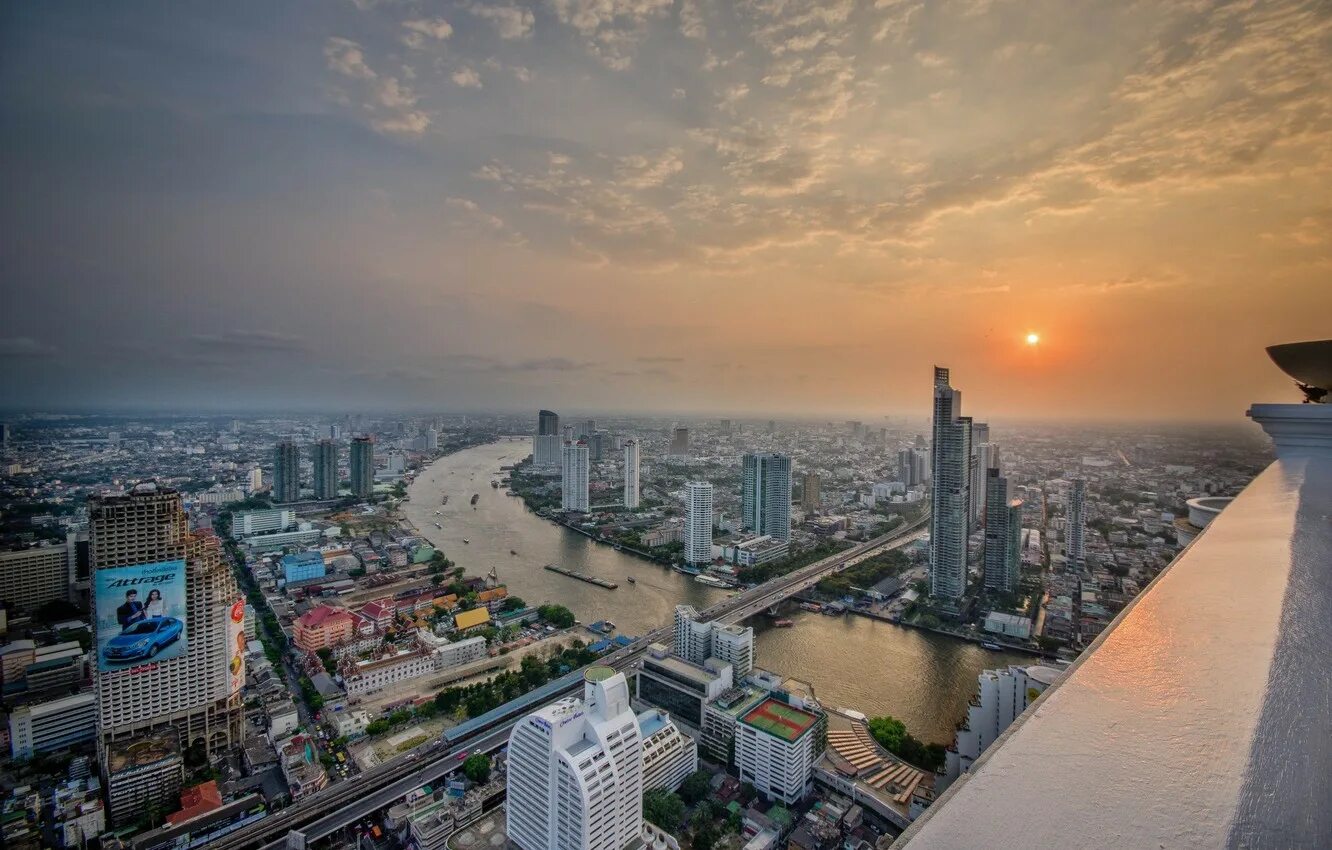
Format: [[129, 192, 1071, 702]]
[[507, 667, 644, 850]]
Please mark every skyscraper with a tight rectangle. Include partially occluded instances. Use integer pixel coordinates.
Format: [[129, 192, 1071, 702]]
[[1067, 478, 1087, 569], [506, 667, 643, 850], [312, 439, 338, 500], [273, 440, 299, 503], [969, 422, 990, 524], [580, 419, 597, 440], [801, 471, 822, 514], [972, 441, 1001, 525], [930, 367, 973, 600], [623, 439, 640, 509], [983, 468, 1023, 594], [90, 483, 240, 823], [349, 436, 374, 498], [561, 441, 590, 512], [742, 452, 792, 542], [670, 427, 690, 458], [685, 481, 713, 565], [329, 423, 342, 440], [537, 409, 560, 436]]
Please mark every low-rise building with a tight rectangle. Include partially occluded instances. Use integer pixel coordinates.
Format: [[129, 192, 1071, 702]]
[[638, 709, 697, 793], [635, 643, 733, 728], [281, 551, 326, 585], [277, 733, 328, 800], [715, 534, 790, 568], [293, 605, 355, 653], [940, 664, 1062, 792], [9, 691, 96, 760], [735, 696, 824, 805], [51, 777, 105, 848], [104, 732, 184, 827]]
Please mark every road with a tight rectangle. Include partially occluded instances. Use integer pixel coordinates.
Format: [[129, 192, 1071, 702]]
[[209, 514, 928, 849]]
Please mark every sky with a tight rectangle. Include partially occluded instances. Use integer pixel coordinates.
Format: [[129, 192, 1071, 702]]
[[1, 0, 1329, 421]]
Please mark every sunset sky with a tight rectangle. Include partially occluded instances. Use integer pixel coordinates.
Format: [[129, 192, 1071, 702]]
[[2, 0, 1328, 420]]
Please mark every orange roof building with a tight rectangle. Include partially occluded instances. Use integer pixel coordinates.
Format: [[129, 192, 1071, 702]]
[[166, 780, 223, 827], [293, 605, 355, 653]]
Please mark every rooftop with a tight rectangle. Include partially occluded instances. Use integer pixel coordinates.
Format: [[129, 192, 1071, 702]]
[[740, 697, 818, 742], [896, 402, 1332, 849]]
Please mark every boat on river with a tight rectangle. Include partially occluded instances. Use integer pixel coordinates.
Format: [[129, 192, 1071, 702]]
[[626, 576, 636, 584], [694, 574, 731, 588], [981, 641, 1003, 651], [772, 618, 794, 628]]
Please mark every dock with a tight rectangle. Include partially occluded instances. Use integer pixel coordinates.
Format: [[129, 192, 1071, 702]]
[[543, 564, 618, 589]]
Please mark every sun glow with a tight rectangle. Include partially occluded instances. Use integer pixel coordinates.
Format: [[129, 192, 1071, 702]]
[[1026, 332, 1041, 346]]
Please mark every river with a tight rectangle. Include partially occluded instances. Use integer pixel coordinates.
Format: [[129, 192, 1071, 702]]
[[404, 439, 1030, 743]]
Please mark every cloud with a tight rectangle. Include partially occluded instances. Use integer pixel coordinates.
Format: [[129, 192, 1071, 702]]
[[0, 337, 58, 358], [637, 356, 684, 363], [324, 37, 376, 80], [547, 0, 673, 69], [614, 148, 684, 189], [467, 5, 535, 40], [401, 17, 453, 49], [189, 330, 308, 353], [452, 66, 483, 88]]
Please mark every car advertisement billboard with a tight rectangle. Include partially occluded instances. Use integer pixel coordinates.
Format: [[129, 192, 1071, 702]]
[[95, 560, 188, 671], [227, 598, 246, 695]]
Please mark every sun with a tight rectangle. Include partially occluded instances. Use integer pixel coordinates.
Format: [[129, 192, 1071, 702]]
[[1025, 332, 1040, 346]]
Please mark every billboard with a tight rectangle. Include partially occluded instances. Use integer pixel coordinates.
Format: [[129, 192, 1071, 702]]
[[95, 560, 188, 671], [227, 598, 246, 695]]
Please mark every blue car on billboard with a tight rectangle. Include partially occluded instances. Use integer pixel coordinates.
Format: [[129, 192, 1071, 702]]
[[102, 616, 184, 663]]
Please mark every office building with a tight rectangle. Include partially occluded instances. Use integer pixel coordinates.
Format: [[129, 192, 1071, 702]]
[[670, 426, 690, 458], [673, 605, 754, 677], [312, 439, 338, 500], [230, 508, 295, 538], [0, 533, 77, 614], [623, 439, 640, 508], [735, 695, 824, 805], [1067, 478, 1087, 569], [685, 481, 713, 564], [800, 471, 821, 514], [538, 409, 560, 436], [636, 642, 734, 728], [930, 367, 973, 601], [941, 664, 1061, 791], [350, 436, 374, 498], [742, 452, 792, 542], [561, 441, 590, 512], [90, 484, 240, 822], [506, 667, 643, 850], [282, 551, 326, 584], [638, 708, 698, 793], [9, 691, 97, 760], [273, 440, 300, 503], [982, 469, 1023, 595]]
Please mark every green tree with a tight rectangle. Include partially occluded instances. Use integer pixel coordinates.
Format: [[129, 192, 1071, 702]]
[[536, 604, 576, 628], [868, 716, 907, 752], [365, 719, 390, 736], [693, 823, 717, 850], [642, 789, 685, 833], [679, 769, 712, 805], [462, 753, 491, 784]]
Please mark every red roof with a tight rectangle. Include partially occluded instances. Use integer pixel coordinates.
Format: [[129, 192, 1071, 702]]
[[166, 780, 223, 826], [298, 605, 352, 629]]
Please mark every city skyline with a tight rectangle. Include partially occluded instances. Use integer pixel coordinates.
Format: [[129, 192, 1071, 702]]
[[3, 2, 1329, 419]]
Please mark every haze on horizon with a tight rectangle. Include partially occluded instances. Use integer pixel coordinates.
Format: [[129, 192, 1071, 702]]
[[2, 0, 1328, 422]]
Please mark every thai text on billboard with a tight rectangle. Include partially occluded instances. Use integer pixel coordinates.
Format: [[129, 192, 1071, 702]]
[[95, 560, 188, 671]]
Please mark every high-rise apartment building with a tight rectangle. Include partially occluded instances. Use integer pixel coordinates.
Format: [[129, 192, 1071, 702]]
[[349, 436, 374, 498], [735, 696, 824, 805], [89, 483, 241, 824], [941, 664, 1061, 791], [273, 440, 300, 503], [312, 439, 338, 500], [579, 419, 597, 440], [638, 708, 698, 793], [245, 466, 263, 494], [685, 481, 713, 565], [742, 452, 792, 542], [506, 667, 643, 850], [623, 439, 640, 509], [972, 442, 1001, 525], [800, 472, 821, 514], [561, 441, 590, 512], [930, 367, 973, 601], [1067, 478, 1087, 569], [670, 427, 691, 458], [329, 423, 342, 440], [982, 469, 1023, 595]]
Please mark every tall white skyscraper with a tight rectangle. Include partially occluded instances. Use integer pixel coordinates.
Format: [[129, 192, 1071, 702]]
[[684, 481, 713, 565], [1067, 478, 1087, 569], [742, 452, 792, 542], [561, 441, 590, 512], [506, 667, 644, 850], [623, 440, 640, 509], [930, 367, 973, 601]]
